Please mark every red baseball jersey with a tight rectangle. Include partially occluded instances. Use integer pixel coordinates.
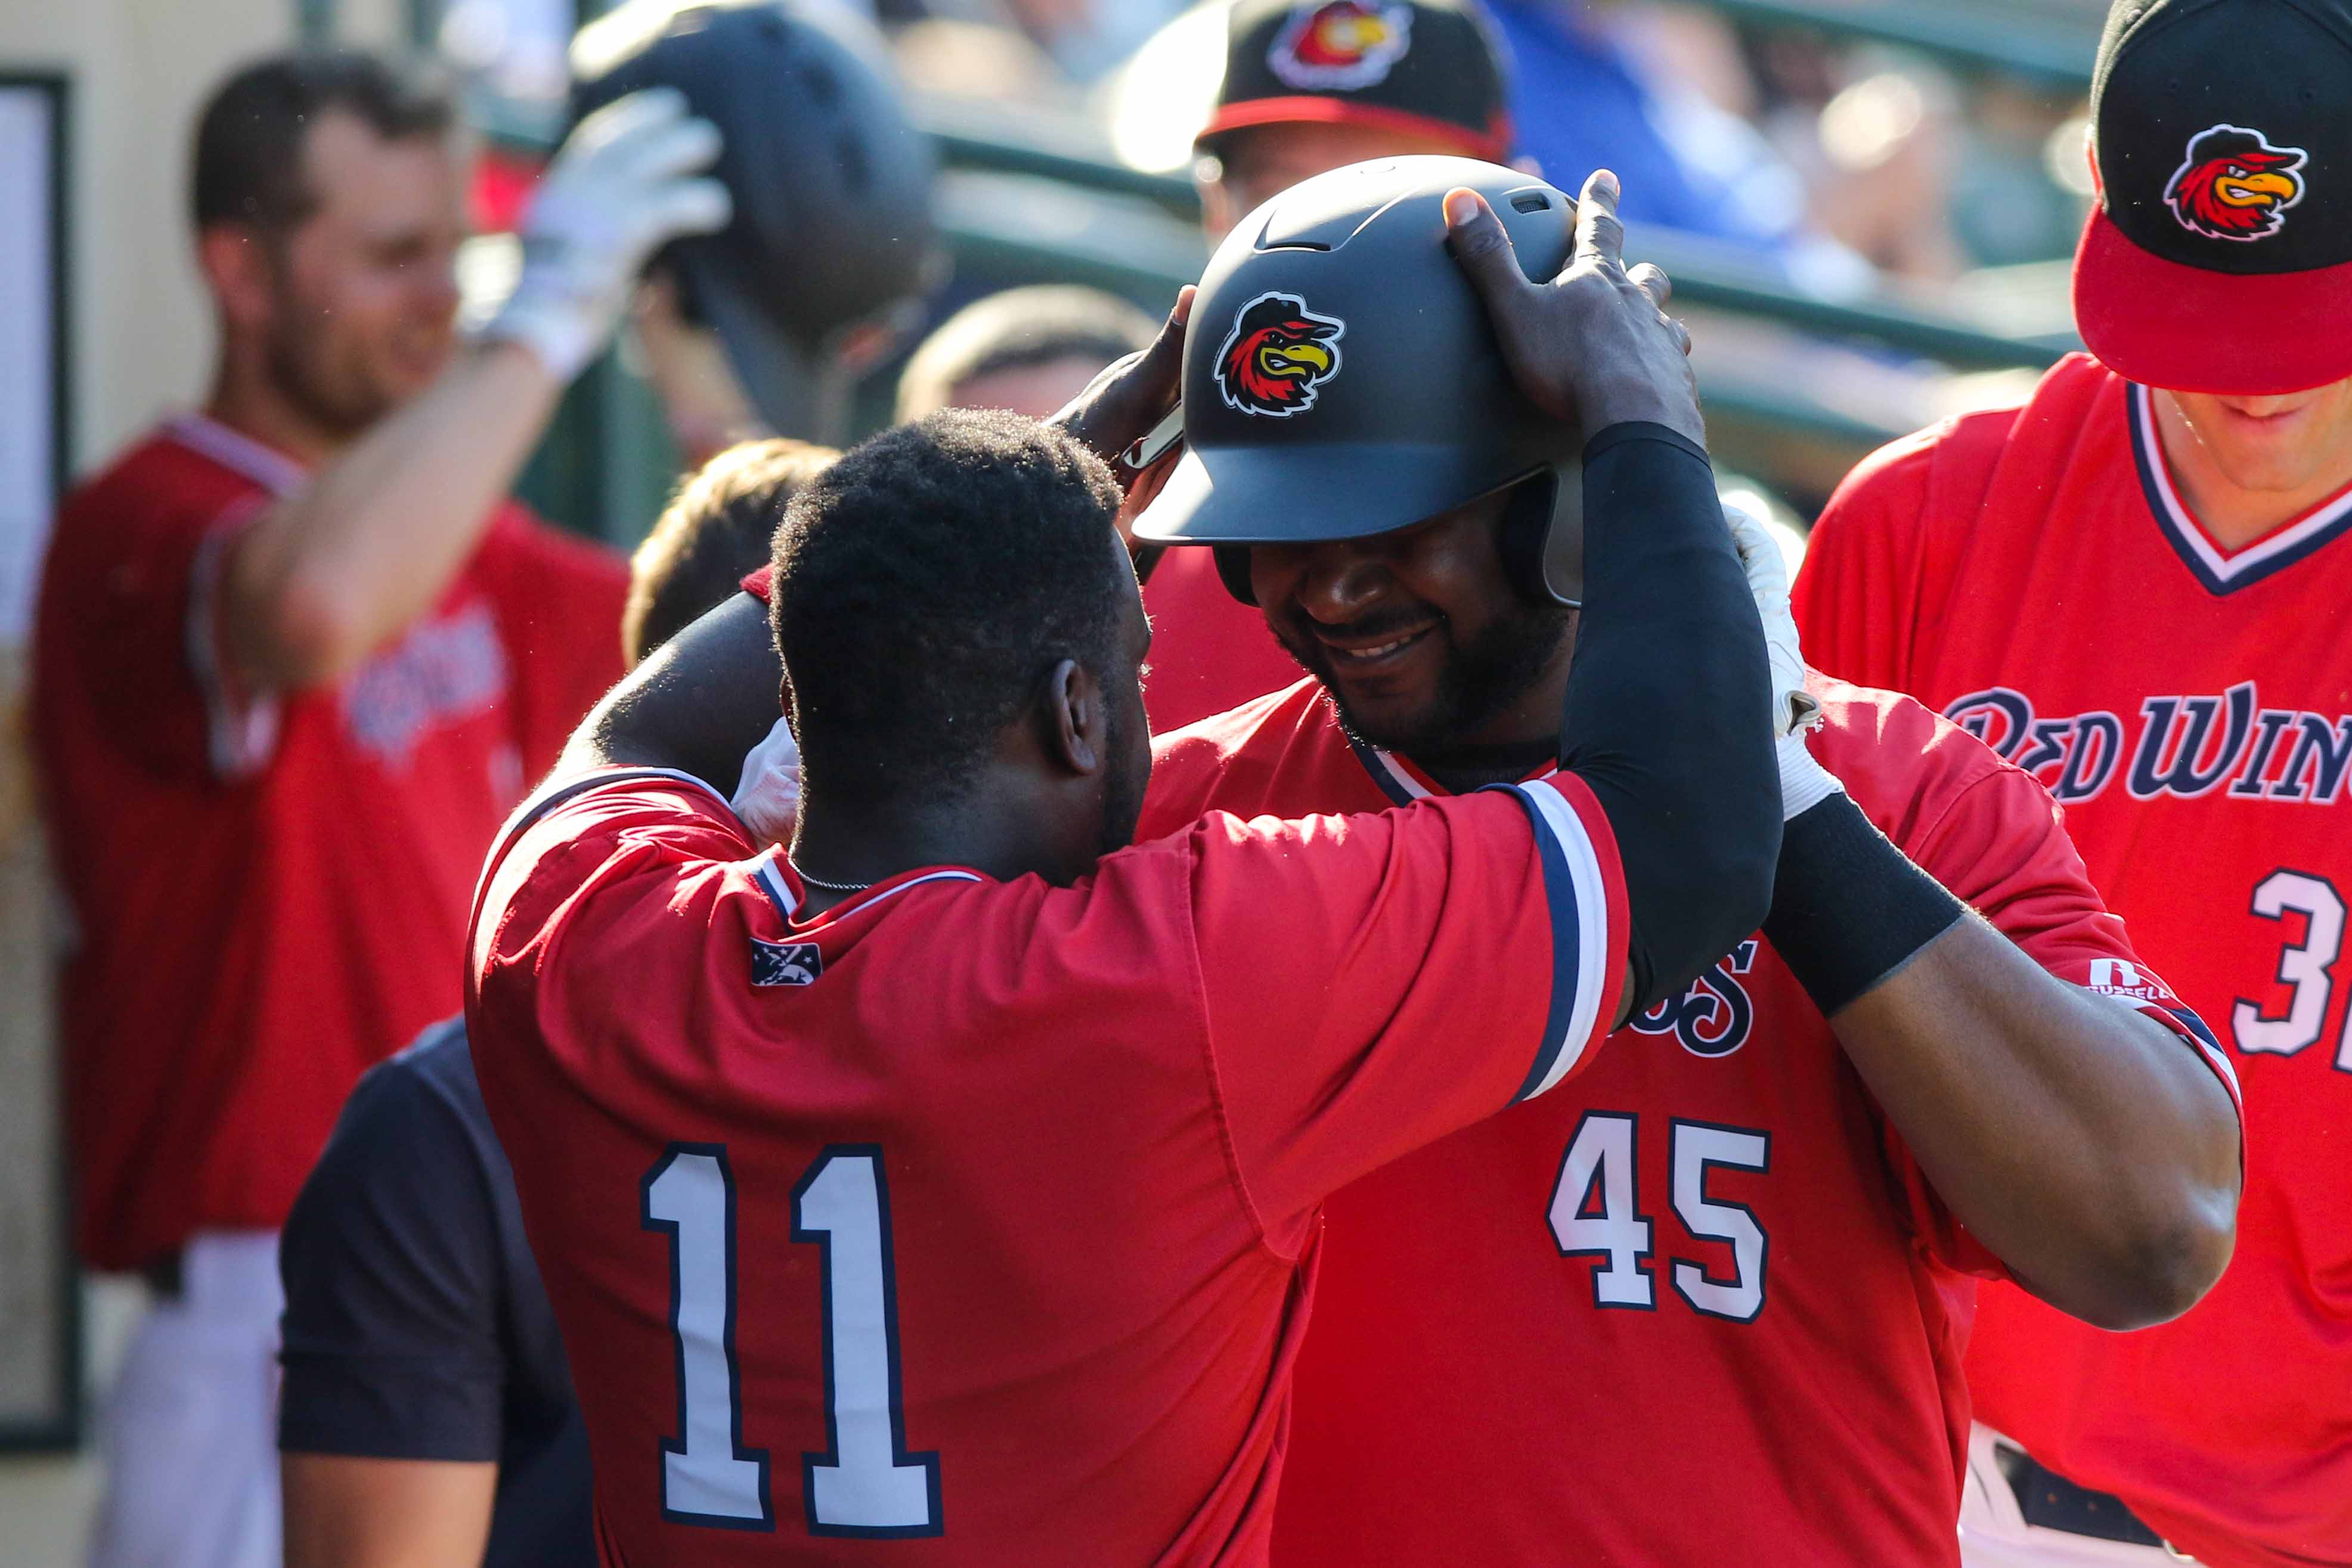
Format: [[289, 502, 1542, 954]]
[[1137, 674, 2232, 1567], [1139, 547, 1301, 734], [32, 413, 625, 1270], [1796, 352, 2350, 1568], [466, 763, 1627, 1565]]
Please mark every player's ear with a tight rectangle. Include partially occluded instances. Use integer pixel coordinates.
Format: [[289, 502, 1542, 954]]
[[1040, 658, 1102, 778], [199, 221, 277, 334]]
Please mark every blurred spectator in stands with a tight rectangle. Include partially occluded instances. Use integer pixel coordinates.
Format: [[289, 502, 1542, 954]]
[[31, 50, 726, 1568], [1192, 0, 1512, 238], [276, 437, 831, 1568], [1477, 1, 1820, 252], [896, 284, 1157, 422], [892, 0, 1184, 82]]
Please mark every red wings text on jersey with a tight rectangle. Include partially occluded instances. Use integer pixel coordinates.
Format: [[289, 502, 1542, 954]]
[[1136, 674, 2227, 1568], [31, 414, 627, 1269], [1796, 352, 2348, 1568], [465, 766, 1625, 1565]]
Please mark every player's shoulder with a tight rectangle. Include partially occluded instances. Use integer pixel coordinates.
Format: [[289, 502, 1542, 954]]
[[1820, 355, 2118, 531], [1808, 675, 2049, 853], [343, 1018, 486, 1146], [1145, 677, 1329, 820], [480, 769, 753, 943], [57, 419, 274, 539]]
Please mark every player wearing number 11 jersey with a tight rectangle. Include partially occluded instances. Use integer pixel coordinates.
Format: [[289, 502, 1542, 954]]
[[470, 394, 1780, 1563]]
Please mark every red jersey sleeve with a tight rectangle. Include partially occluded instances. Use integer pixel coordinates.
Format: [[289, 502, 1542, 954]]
[[472, 510, 631, 777], [1908, 763, 2243, 1118], [1182, 775, 1629, 1249], [39, 442, 288, 783], [1828, 695, 2242, 1273]]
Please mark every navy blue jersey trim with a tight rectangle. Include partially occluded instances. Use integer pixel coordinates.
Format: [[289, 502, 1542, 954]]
[[1346, 732, 1421, 807], [2130, 386, 2352, 596], [1496, 783, 1584, 1104]]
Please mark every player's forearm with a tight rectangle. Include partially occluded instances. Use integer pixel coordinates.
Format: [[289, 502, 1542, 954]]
[[1561, 424, 1780, 1012], [224, 342, 563, 689], [562, 589, 784, 788], [1818, 895, 2241, 1330], [281, 1453, 496, 1568]]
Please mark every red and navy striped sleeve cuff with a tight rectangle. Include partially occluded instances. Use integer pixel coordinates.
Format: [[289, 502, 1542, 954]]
[[1496, 774, 1631, 1102]]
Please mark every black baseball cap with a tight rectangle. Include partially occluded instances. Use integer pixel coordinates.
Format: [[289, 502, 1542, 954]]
[[2075, 0, 2352, 393], [1197, 0, 1511, 165]]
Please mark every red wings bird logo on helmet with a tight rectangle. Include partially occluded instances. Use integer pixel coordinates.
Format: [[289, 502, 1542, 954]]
[[1214, 292, 1347, 418], [2165, 124, 2308, 241], [1269, 1, 1414, 90]]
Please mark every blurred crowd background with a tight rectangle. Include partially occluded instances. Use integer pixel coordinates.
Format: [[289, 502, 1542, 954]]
[[0, 0, 2119, 1551]]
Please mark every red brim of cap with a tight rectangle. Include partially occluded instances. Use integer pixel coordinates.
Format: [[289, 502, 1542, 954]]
[[2074, 206, 2352, 395], [1197, 97, 1508, 165]]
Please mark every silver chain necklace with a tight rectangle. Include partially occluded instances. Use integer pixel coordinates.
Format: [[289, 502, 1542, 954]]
[[787, 857, 875, 894]]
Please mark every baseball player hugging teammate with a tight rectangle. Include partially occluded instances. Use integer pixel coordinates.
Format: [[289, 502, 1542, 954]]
[[44, 0, 2352, 1563]]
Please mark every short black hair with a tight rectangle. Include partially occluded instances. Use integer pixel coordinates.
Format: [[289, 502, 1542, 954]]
[[895, 286, 1159, 422], [769, 410, 1130, 794], [625, 438, 841, 667], [192, 49, 456, 234]]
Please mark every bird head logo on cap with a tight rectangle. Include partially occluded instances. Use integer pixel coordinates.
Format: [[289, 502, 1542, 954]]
[[2165, 124, 2308, 241], [1214, 292, 1346, 417], [1269, 1, 1414, 89]]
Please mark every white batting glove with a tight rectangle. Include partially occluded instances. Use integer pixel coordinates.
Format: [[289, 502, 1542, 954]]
[[1724, 503, 1841, 820], [481, 88, 732, 382], [732, 715, 802, 848]]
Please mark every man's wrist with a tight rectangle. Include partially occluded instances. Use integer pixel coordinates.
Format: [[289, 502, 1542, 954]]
[[1762, 793, 1964, 1017]]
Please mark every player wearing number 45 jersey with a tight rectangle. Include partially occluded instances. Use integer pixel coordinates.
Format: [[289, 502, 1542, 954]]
[[470, 188, 1784, 1563], [1797, 4, 2352, 1562], [1108, 161, 2243, 1567]]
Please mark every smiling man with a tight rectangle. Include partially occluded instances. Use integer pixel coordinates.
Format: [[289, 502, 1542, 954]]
[[1130, 157, 2241, 1568], [1794, 2, 2352, 1564]]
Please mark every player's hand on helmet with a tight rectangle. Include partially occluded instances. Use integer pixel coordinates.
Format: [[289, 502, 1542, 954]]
[[731, 715, 802, 848], [1049, 287, 1194, 535], [1723, 504, 1840, 820], [1444, 171, 1702, 445], [482, 88, 732, 383]]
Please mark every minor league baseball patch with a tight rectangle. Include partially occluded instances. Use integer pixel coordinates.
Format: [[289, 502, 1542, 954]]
[[751, 938, 824, 987]]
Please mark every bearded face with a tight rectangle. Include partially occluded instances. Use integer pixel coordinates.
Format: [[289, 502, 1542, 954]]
[[2165, 125, 2307, 241], [1213, 292, 1346, 417]]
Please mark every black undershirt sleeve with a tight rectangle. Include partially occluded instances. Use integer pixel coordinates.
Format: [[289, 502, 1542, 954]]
[[277, 1025, 506, 1462], [1558, 422, 1782, 1013]]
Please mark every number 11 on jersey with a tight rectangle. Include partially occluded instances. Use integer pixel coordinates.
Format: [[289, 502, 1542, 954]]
[[642, 1142, 943, 1538]]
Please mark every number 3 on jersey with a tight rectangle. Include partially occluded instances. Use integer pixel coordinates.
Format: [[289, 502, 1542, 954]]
[[2233, 869, 2349, 1068], [1549, 1113, 1771, 1321], [642, 1143, 943, 1537]]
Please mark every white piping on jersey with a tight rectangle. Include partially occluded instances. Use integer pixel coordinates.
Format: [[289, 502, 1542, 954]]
[[2080, 984, 2244, 1107], [1507, 781, 1614, 1098], [2131, 383, 2352, 585], [185, 515, 282, 780], [162, 413, 309, 498], [752, 853, 801, 919]]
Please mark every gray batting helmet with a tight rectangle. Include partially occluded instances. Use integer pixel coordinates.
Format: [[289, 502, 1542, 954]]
[[571, 0, 941, 436], [1132, 156, 1585, 605]]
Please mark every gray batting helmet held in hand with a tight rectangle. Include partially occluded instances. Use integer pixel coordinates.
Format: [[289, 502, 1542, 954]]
[[1132, 156, 1586, 605], [571, 0, 941, 435]]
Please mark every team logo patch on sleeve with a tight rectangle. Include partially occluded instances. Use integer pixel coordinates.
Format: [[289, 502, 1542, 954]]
[[1214, 292, 1347, 417], [2165, 124, 2307, 241], [751, 938, 823, 987], [1269, 2, 1414, 89]]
